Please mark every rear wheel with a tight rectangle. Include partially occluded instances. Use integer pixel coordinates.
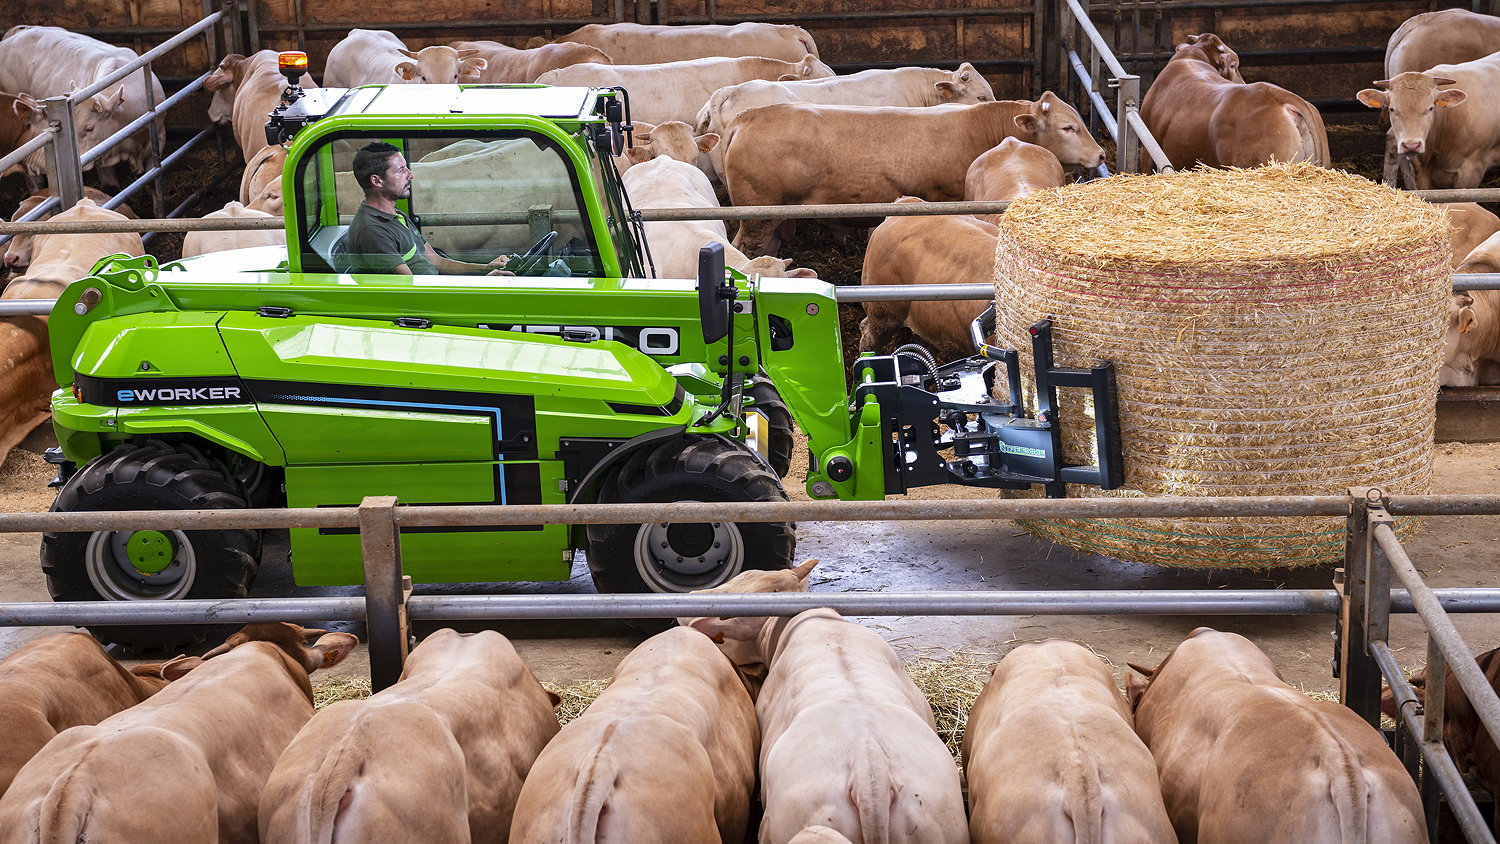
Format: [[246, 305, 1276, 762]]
[[41, 440, 261, 653], [744, 376, 794, 478], [585, 436, 795, 595]]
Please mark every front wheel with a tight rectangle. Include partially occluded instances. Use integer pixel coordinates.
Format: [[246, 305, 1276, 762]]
[[41, 440, 261, 653], [585, 436, 795, 594]]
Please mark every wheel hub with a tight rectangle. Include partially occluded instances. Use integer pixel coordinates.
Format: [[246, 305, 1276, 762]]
[[632, 505, 746, 592], [125, 530, 175, 575]]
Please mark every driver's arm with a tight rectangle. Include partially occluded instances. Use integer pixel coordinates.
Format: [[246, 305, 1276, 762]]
[[424, 243, 511, 276]]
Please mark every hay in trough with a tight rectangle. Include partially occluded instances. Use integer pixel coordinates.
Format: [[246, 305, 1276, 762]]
[[993, 163, 1451, 568], [312, 675, 372, 709], [544, 678, 611, 727]]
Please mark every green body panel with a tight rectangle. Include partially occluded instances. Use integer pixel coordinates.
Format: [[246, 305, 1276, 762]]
[[286, 460, 569, 584], [71, 313, 231, 378]]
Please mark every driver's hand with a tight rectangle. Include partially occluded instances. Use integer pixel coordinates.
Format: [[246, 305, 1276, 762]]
[[487, 254, 510, 269]]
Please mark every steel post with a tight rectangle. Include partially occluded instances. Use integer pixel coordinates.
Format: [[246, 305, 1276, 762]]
[[359, 496, 408, 691], [1115, 74, 1141, 175], [1340, 488, 1382, 726], [1423, 636, 1447, 839], [42, 96, 84, 210]]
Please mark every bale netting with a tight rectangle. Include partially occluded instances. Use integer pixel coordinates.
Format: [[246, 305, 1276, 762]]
[[992, 163, 1451, 569]]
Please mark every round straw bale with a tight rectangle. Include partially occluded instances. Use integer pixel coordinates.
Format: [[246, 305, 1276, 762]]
[[992, 163, 1450, 568]]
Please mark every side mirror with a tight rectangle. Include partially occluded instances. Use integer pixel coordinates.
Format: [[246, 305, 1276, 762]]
[[698, 242, 730, 344]]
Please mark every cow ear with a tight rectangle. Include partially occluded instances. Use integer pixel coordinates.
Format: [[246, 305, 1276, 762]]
[[689, 615, 763, 643], [306, 632, 359, 673], [1126, 672, 1150, 711], [934, 80, 956, 100], [545, 688, 563, 708], [204, 70, 231, 91], [793, 558, 820, 582], [12, 95, 38, 117], [465, 57, 488, 72], [1013, 112, 1039, 132], [695, 132, 720, 153], [1355, 89, 1387, 110], [161, 656, 205, 681], [1435, 89, 1468, 108], [1458, 305, 1478, 334], [396, 62, 419, 80], [788, 267, 818, 278], [625, 146, 652, 165]]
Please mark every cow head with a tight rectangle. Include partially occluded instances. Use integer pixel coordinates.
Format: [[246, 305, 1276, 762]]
[[1012, 92, 1106, 171], [5, 94, 47, 181], [783, 55, 836, 81], [396, 46, 488, 84], [1357, 73, 1466, 157], [934, 61, 996, 104], [205, 53, 248, 125], [201, 622, 360, 675], [681, 558, 821, 692], [1440, 293, 1484, 386], [1181, 33, 1243, 83], [742, 256, 817, 278], [626, 120, 719, 166]]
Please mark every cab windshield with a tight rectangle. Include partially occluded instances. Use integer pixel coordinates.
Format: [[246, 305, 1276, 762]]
[[294, 132, 605, 277]]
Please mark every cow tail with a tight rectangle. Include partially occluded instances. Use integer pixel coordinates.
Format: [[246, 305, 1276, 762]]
[[1287, 103, 1330, 168], [1323, 727, 1372, 844], [566, 748, 618, 842], [36, 772, 88, 844], [299, 730, 366, 844], [848, 737, 894, 844], [1065, 739, 1106, 844]]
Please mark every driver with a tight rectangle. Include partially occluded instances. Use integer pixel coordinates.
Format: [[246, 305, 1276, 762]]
[[342, 142, 510, 276]]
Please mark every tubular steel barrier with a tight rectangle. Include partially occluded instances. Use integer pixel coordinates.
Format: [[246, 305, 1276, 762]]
[[3, 488, 1500, 837], [1060, 0, 1174, 175], [1340, 489, 1500, 843], [0, 4, 244, 250]]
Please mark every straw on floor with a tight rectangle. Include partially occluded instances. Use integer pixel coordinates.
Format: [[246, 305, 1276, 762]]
[[992, 163, 1451, 568]]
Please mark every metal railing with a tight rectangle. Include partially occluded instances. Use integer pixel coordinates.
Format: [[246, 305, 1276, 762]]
[[2, 488, 1499, 838], [1060, 0, 1173, 174], [0, 3, 243, 249]]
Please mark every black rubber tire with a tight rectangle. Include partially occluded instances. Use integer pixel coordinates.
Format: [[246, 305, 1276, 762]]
[[744, 376, 795, 478], [585, 436, 795, 597], [41, 440, 261, 653]]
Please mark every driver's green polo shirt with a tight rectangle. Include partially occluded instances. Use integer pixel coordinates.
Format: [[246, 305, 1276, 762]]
[[344, 203, 435, 275]]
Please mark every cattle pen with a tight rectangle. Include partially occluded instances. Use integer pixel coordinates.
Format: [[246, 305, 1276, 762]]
[[0, 490, 1498, 840]]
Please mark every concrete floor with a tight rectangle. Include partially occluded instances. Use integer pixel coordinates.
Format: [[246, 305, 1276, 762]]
[[1, 432, 1497, 694]]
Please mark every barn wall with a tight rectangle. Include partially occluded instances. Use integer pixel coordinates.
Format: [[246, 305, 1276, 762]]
[[0, 0, 1483, 122]]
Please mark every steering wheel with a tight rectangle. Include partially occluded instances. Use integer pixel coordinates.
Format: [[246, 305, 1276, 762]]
[[507, 230, 559, 275]]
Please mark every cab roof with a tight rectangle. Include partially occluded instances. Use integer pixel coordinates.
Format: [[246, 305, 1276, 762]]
[[331, 84, 602, 121]]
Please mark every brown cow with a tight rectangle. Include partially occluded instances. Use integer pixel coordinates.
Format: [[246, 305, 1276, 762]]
[[4, 188, 137, 272], [450, 39, 612, 82], [1381, 9, 1500, 185], [323, 29, 486, 87], [0, 633, 172, 797], [1446, 202, 1500, 268], [544, 22, 819, 64], [205, 50, 314, 160], [1140, 33, 1330, 171], [509, 625, 758, 843], [858, 139, 1065, 360], [1128, 628, 1426, 844], [261, 628, 559, 843], [1357, 55, 1500, 189], [1380, 646, 1500, 799], [723, 94, 1103, 255], [0, 92, 42, 182], [1441, 232, 1500, 387], [0, 623, 356, 844], [965, 640, 1177, 844], [687, 561, 968, 844], [0, 199, 141, 457], [241, 143, 288, 215]]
